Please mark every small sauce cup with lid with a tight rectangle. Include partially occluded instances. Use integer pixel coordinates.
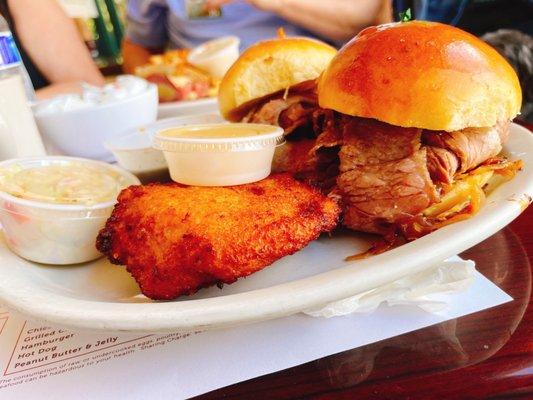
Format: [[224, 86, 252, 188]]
[[0, 156, 139, 265], [153, 123, 284, 186]]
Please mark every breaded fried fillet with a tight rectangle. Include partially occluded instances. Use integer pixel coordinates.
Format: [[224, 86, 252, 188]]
[[96, 173, 340, 300]]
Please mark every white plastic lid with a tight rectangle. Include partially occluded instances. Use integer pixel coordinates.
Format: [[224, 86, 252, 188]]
[[153, 123, 285, 153], [104, 114, 225, 152]]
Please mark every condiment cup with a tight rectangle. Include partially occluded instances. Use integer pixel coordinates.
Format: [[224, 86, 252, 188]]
[[187, 36, 240, 78], [32, 84, 158, 162], [153, 123, 284, 186], [0, 156, 139, 265], [105, 113, 224, 182]]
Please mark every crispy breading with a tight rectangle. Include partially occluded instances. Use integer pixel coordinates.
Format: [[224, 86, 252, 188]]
[[96, 174, 340, 300]]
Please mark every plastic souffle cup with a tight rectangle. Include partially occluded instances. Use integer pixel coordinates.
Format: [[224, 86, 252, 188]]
[[0, 157, 140, 265], [32, 82, 158, 162], [187, 36, 240, 79], [153, 123, 285, 186], [104, 114, 225, 174]]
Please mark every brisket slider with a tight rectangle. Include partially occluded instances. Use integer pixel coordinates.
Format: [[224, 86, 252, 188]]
[[314, 21, 523, 241], [218, 34, 336, 178]]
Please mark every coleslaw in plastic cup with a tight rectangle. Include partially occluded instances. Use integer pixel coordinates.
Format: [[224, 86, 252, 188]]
[[0, 156, 140, 265]]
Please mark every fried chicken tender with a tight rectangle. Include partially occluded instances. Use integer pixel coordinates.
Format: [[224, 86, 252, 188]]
[[96, 174, 340, 300]]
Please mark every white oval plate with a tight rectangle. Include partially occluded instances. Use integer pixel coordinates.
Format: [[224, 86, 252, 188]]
[[0, 124, 531, 333], [157, 97, 218, 119]]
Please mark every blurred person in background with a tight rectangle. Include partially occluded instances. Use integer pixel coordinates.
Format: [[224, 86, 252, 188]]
[[122, 0, 393, 73], [393, 0, 532, 35], [455, 0, 532, 122], [393, 0, 469, 25], [122, 0, 531, 120], [483, 30, 532, 122], [406, 0, 532, 122], [0, 0, 104, 99]]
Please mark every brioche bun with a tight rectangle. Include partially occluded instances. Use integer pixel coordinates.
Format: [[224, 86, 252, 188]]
[[318, 21, 522, 131], [218, 37, 336, 118]]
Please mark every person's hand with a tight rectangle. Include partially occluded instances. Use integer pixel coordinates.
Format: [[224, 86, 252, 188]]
[[206, 0, 389, 43], [205, 0, 280, 12]]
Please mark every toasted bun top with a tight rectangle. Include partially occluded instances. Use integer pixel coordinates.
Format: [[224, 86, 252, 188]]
[[318, 21, 522, 131], [218, 36, 336, 118]]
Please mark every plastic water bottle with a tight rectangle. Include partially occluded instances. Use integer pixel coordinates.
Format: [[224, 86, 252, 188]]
[[0, 14, 45, 159], [0, 14, 35, 100]]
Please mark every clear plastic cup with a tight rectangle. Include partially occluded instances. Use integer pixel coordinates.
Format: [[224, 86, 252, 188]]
[[187, 36, 240, 78], [0, 157, 140, 264], [153, 123, 284, 186]]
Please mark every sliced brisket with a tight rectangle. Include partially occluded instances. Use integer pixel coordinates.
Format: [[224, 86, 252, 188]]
[[334, 117, 439, 233]]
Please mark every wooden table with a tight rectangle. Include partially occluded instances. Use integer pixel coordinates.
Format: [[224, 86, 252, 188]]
[[197, 206, 533, 399]]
